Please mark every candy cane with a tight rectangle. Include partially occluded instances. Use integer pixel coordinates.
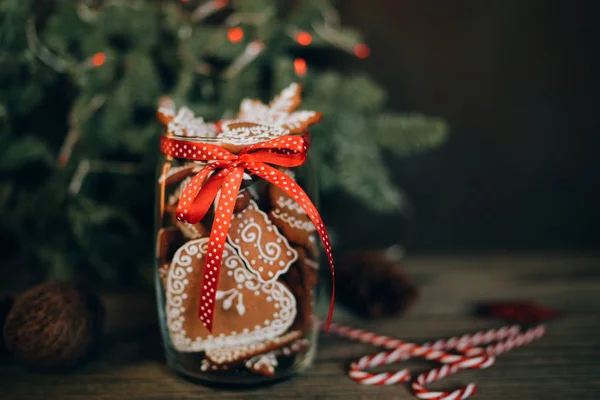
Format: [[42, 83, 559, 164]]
[[323, 322, 546, 399]]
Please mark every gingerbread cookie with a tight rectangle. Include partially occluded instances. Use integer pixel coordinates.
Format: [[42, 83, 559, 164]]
[[306, 235, 320, 260], [158, 162, 204, 186], [268, 184, 316, 248], [245, 338, 310, 376], [199, 336, 309, 376], [213, 188, 252, 214], [157, 227, 185, 263], [216, 84, 321, 153], [236, 83, 322, 134], [158, 263, 170, 288], [205, 330, 302, 366], [177, 220, 210, 239], [157, 105, 175, 126], [165, 178, 212, 240], [166, 238, 297, 352], [156, 227, 186, 288], [278, 338, 310, 357], [227, 200, 298, 283], [280, 246, 318, 331], [158, 106, 218, 138], [200, 359, 229, 372], [217, 122, 289, 153], [246, 352, 277, 376], [233, 190, 252, 213], [164, 202, 210, 240], [299, 247, 319, 288]]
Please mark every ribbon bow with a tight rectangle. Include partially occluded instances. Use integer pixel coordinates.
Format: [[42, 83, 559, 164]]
[[160, 134, 334, 332]]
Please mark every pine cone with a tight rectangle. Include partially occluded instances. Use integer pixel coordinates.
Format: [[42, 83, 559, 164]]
[[336, 250, 418, 319], [0, 295, 12, 357], [3, 281, 105, 371]]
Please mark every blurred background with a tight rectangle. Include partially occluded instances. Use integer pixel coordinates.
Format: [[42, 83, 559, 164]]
[[330, 0, 600, 253], [1, 0, 599, 288]]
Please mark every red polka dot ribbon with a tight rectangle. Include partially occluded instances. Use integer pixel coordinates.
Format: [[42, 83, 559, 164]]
[[160, 135, 335, 333]]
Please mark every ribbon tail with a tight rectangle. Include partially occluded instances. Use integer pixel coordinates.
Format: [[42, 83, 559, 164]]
[[185, 170, 229, 223], [247, 162, 335, 332], [197, 166, 244, 332], [176, 164, 219, 223]]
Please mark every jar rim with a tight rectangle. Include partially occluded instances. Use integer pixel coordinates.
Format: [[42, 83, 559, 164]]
[[161, 133, 224, 144], [161, 130, 312, 146]]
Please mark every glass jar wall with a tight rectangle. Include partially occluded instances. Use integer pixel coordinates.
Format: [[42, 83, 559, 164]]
[[155, 135, 320, 385]]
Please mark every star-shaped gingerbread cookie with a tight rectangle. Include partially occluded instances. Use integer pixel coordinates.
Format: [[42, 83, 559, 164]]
[[235, 83, 322, 134], [157, 106, 218, 138]]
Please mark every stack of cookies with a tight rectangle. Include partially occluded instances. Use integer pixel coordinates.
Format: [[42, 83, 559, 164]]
[[156, 84, 321, 377]]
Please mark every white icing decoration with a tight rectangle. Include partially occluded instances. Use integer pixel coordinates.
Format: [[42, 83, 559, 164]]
[[270, 208, 316, 232], [166, 238, 296, 352], [281, 168, 296, 180], [219, 122, 289, 144], [158, 106, 175, 118], [304, 258, 319, 270], [215, 288, 246, 316], [168, 176, 192, 205], [167, 107, 218, 138], [246, 352, 277, 375], [276, 195, 307, 215], [178, 222, 204, 239], [269, 83, 299, 112], [280, 110, 319, 131]]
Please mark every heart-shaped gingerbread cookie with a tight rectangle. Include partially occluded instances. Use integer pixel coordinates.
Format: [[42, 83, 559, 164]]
[[166, 238, 296, 352]]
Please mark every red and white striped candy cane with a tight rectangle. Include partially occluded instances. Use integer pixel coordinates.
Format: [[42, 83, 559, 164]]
[[323, 322, 546, 400], [411, 325, 545, 400]]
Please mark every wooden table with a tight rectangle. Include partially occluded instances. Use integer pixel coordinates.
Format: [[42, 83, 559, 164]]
[[2, 255, 599, 399]]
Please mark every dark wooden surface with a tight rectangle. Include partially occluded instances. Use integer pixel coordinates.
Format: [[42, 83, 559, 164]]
[[2, 255, 600, 399]]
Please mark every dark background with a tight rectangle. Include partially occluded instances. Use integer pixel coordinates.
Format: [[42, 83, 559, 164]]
[[329, 0, 600, 253]]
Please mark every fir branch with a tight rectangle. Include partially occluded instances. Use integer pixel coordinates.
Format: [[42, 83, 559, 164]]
[[0, 183, 12, 213], [317, 0, 341, 27], [190, 0, 229, 23], [340, 74, 386, 112], [312, 21, 364, 55], [57, 95, 106, 168], [68, 159, 145, 196], [332, 114, 407, 212], [372, 113, 449, 157], [0, 0, 447, 287], [26, 18, 69, 73], [67, 196, 142, 282], [221, 41, 264, 79], [0, 0, 26, 49], [0, 135, 54, 171], [224, 11, 271, 27]]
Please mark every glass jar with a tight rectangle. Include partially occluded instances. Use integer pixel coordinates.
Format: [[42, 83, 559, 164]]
[[154, 133, 321, 385]]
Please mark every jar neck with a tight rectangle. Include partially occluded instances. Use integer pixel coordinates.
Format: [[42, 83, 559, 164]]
[[161, 130, 312, 148]]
